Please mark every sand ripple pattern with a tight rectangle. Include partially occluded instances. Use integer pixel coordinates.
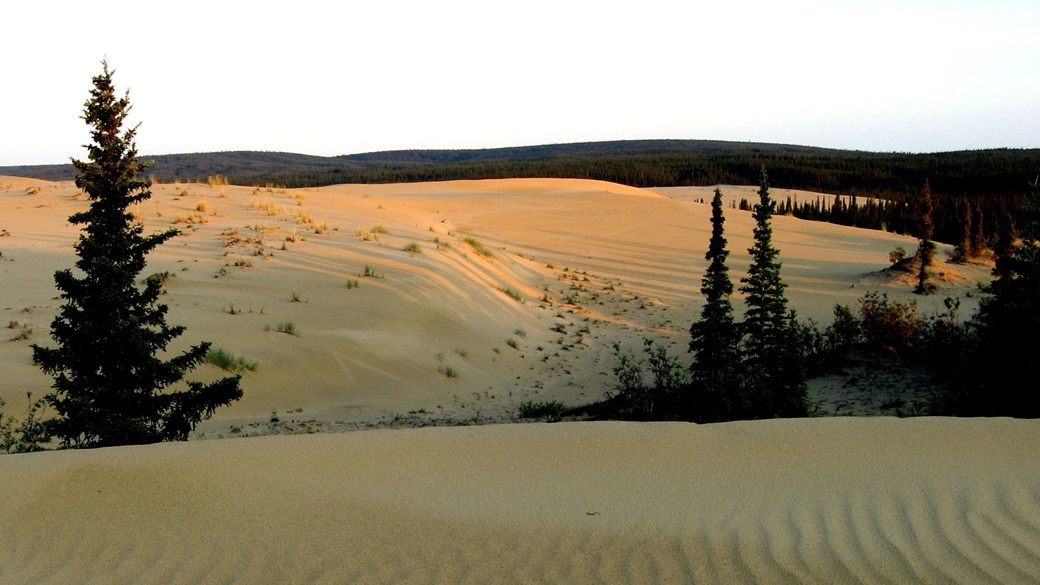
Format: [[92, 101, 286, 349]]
[[2, 418, 1039, 584]]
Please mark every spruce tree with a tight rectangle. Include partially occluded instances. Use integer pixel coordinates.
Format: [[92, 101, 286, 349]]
[[689, 188, 739, 421], [954, 177, 1040, 416], [738, 167, 808, 418], [914, 179, 936, 294], [31, 62, 242, 448]]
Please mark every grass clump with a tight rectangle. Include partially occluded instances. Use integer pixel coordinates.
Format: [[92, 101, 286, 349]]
[[500, 287, 524, 303], [361, 264, 384, 278], [506, 338, 520, 350], [204, 346, 258, 373], [276, 321, 299, 336], [464, 237, 494, 258], [439, 365, 459, 378], [346, 279, 360, 289], [517, 400, 566, 422], [403, 242, 423, 254]]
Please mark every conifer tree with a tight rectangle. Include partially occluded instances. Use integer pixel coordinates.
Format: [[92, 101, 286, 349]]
[[954, 177, 1040, 416], [951, 197, 972, 263], [739, 167, 808, 418], [915, 179, 936, 294], [689, 188, 740, 421], [31, 62, 242, 448]]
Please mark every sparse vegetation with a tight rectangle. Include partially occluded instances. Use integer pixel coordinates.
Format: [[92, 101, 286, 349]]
[[204, 346, 258, 373], [465, 237, 493, 258], [276, 321, 299, 336], [517, 400, 566, 423], [500, 287, 524, 303], [361, 264, 384, 278], [403, 242, 423, 254]]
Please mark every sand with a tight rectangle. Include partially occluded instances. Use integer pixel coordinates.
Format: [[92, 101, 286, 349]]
[[2, 175, 1029, 583], [0, 176, 992, 431], [2, 418, 1039, 584]]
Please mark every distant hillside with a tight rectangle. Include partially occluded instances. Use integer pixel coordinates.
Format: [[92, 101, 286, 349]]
[[4, 139, 1036, 199], [4, 139, 1037, 245]]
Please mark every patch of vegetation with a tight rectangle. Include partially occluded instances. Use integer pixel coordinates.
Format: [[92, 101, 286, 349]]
[[403, 242, 423, 254], [500, 287, 524, 303], [203, 346, 258, 373], [361, 264, 384, 278], [465, 237, 493, 258], [517, 400, 566, 423], [276, 321, 299, 336]]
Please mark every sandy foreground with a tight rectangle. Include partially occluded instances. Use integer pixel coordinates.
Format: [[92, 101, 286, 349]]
[[2, 176, 1030, 583], [2, 418, 1039, 584]]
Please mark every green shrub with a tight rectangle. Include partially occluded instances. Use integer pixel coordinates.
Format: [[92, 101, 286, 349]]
[[517, 400, 566, 422]]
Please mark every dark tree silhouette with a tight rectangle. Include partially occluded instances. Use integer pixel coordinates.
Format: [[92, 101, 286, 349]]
[[689, 188, 740, 421], [31, 62, 242, 448], [915, 179, 936, 294], [739, 167, 808, 417], [953, 177, 1040, 416]]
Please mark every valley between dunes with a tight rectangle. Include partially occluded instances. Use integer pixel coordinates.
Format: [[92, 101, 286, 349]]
[[3, 176, 1036, 584]]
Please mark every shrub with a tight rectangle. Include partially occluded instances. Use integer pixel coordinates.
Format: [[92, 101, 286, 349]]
[[889, 245, 908, 265], [0, 392, 50, 453], [517, 400, 566, 422], [859, 291, 921, 352], [403, 242, 423, 254], [611, 339, 687, 420]]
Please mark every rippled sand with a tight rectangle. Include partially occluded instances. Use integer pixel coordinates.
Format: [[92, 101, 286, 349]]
[[3, 418, 1039, 584]]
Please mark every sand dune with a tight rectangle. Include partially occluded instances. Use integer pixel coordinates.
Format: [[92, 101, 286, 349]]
[[0, 176, 991, 431], [2, 418, 1039, 584], [0, 176, 1033, 583]]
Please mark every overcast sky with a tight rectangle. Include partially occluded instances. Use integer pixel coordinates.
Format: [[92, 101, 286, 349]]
[[3, 0, 1038, 166]]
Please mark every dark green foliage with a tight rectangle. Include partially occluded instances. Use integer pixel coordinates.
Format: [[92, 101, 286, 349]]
[[915, 180, 936, 294], [689, 188, 740, 421], [950, 198, 973, 263], [0, 393, 50, 454], [30, 62, 242, 448], [947, 177, 1040, 416], [517, 400, 567, 423], [739, 167, 808, 418], [611, 340, 687, 420], [858, 292, 922, 353]]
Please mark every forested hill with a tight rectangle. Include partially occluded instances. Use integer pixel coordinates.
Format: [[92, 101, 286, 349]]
[[4, 139, 1037, 201]]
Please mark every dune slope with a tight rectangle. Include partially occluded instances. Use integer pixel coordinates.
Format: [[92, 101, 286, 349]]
[[0, 177, 991, 431]]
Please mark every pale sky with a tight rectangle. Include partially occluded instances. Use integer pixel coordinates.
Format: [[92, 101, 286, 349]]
[[2, 0, 1039, 166]]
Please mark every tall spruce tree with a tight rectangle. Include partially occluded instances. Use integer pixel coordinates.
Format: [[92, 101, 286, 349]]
[[953, 176, 1040, 416], [689, 188, 740, 421], [915, 179, 936, 294], [738, 167, 808, 418], [31, 62, 242, 448]]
